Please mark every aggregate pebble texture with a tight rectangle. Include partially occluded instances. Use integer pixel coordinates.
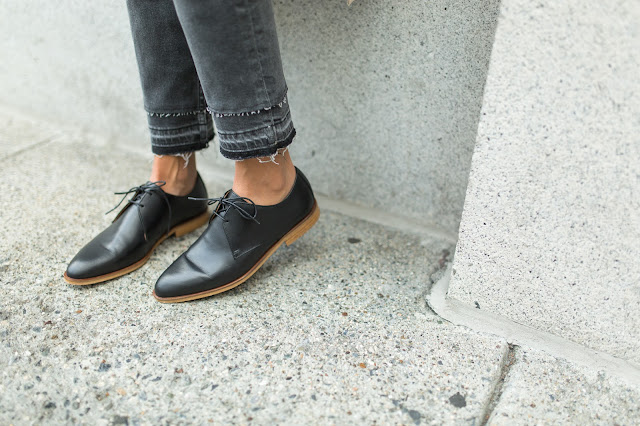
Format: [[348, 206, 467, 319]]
[[447, 0, 640, 363], [0, 115, 509, 424], [488, 348, 640, 424]]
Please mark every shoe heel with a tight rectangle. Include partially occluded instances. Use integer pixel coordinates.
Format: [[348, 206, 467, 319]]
[[172, 210, 210, 238], [284, 201, 320, 246]]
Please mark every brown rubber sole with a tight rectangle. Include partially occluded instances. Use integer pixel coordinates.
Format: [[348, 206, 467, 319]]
[[63, 210, 211, 286], [153, 200, 320, 303]]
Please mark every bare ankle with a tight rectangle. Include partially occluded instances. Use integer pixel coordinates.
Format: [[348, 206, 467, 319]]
[[232, 149, 296, 205], [150, 153, 198, 196]]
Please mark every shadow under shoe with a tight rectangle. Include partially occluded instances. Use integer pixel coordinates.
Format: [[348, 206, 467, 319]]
[[154, 167, 319, 303], [64, 174, 209, 285]]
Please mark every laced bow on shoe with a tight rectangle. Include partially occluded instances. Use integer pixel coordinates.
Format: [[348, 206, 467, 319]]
[[189, 195, 260, 224], [106, 181, 172, 241]]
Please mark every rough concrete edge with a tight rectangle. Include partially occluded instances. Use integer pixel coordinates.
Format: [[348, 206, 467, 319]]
[[426, 266, 640, 388]]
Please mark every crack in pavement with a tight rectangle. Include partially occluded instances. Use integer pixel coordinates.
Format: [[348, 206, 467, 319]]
[[480, 343, 517, 425], [0, 136, 55, 162], [426, 266, 640, 388]]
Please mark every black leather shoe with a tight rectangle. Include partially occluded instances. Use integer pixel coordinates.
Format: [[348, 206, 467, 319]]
[[64, 174, 210, 285], [153, 167, 319, 303]]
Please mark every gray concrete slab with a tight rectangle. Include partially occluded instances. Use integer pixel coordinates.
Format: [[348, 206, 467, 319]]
[[488, 348, 640, 424], [274, 0, 500, 234], [447, 0, 640, 363], [0, 0, 501, 235], [0, 128, 508, 424]]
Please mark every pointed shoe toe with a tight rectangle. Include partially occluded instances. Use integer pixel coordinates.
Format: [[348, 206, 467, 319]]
[[64, 174, 210, 286], [153, 255, 214, 300], [153, 167, 320, 303], [65, 239, 120, 282]]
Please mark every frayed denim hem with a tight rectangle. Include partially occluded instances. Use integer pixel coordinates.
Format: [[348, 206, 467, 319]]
[[148, 110, 214, 156], [219, 128, 296, 161], [214, 98, 295, 161], [152, 140, 210, 156]]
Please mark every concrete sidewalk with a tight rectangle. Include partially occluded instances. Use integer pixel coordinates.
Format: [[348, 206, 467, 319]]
[[1, 111, 639, 424]]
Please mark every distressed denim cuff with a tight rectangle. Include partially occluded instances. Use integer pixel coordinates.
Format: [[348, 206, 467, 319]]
[[210, 95, 296, 161], [147, 110, 214, 155]]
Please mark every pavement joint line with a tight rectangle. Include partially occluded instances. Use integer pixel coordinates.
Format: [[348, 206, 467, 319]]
[[314, 195, 458, 244], [479, 343, 517, 425], [196, 160, 459, 244], [426, 265, 640, 388], [0, 136, 55, 162]]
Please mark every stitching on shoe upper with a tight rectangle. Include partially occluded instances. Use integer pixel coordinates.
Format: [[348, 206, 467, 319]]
[[231, 243, 263, 260]]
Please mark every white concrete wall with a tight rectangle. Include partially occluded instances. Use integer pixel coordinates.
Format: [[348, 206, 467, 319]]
[[0, 0, 500, 236], [448, 0, 640, 363]]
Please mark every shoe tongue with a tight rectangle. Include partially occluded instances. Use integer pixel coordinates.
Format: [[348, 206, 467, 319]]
[[213, 189, 238, 216], [220, 190, 257, 218]]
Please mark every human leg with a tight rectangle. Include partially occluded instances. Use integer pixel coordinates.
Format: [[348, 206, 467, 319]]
[[64, 0, 213, 284], [172, 0, 297, 203], [127, 0, 214, 195], [154, 0, 319, 302]]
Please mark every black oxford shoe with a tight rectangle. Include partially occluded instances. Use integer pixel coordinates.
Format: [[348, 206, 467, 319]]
[[64, 174, 210, 285], [153, 167, 319, 303]]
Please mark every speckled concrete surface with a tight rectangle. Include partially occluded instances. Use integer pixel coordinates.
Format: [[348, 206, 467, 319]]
[[447, 0, 640, 363], [274, 0, 500, 234], [0, 0, 501, 235], [488, 348, 640, 424], [0, 115, 510, 424]]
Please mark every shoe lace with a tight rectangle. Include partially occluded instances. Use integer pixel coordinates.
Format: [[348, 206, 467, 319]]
[[105, 181, 172, 241], [189, 195, 260, 225]]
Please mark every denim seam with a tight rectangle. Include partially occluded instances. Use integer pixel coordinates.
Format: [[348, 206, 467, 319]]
[[218, 128, 295, 160], [216, 121, 293, 152], [151, 139, 208, 146], [245, 0, 272, 109], [205, 91, 288, 116], [149, 122, 205, 131], [218, 126, 295, 153], [197, 83, 209, 143], [150, 111, 213, 151], [147, 110, 206, 117], [215, 113, 290, 136], [150, 128, 204, 137], [144, 102, 206, 116], [152, 142, 209, 156], [150, 127, 211, 139]]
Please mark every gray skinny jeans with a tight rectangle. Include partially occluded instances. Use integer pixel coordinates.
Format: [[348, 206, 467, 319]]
[[126, 0, 295, 160]]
